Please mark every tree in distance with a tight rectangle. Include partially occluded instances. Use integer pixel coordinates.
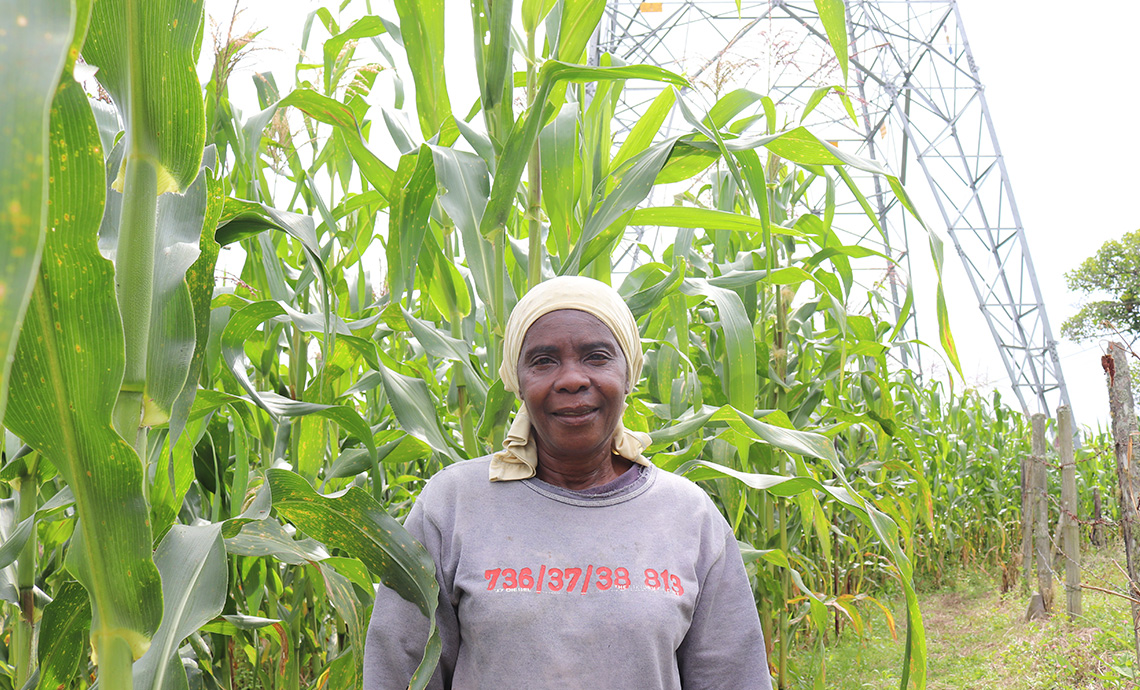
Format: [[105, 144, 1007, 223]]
[[1063, 229, 1140, 399], [1063, 229, 1140, 343]]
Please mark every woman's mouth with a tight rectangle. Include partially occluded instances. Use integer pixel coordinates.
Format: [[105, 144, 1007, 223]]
[[551, 406, 599, 420]]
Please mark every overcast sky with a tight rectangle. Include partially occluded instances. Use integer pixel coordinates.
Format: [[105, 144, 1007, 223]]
[[200, 0, 1138, 431], [940, 1, 1140, 429]]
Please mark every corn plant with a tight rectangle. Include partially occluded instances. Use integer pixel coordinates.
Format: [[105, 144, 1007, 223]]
[[0, 0, 439, 688], [0, 0, 1091, 689]]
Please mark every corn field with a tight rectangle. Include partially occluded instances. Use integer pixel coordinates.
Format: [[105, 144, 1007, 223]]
[[0, 0, 1120, 689]]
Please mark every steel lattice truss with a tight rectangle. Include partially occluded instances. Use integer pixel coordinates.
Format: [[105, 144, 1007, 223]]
[[597, 0, 1071, 416]]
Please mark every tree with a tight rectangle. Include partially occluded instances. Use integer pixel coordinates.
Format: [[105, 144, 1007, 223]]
[[1062, 229, 1140, 342]]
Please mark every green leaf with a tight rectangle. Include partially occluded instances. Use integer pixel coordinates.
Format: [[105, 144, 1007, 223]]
[[0, 488, 74, 571], [481, 62, 687, 240], [522, 0, 558, 34], [36, 581, 91, 690], [387, 147, 437, 303], [375, 359, 455, 458], [0, 0, 75, 427], [83, 0, 206, 193], [428, 145, 494, 310], [612, 87, 676, 170], [885, 175, 961, 379], [704, 88, 764, 130], [143, 155, 214, 425], [326, 435, 431, 480], [393, 0, 451, 138], [225, 518, 329, 565], [267, 469, 442, 690], [631, 207, 802, 235], [680, 280, 757, 414], [170, 149, 225, 444], [323, 16, 389, 94], [800, 85, 831, 123], [563, 139, 678, 274], [624, 262, 684, 319], [814, 0, 849, 83], [215, 309, 378, 472], [317, 562, 369, 689], [539, 102, 581, 261], [401, 306, 487, 400], [553, 0, 606, 62], [244, 89, 395, 196], [482, 0, 514, 111], [214, 199, 336, 361], [6, 77, 161, 659], [132, 524, 227, 690]]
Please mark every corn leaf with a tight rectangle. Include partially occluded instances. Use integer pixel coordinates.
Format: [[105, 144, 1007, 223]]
[[36, 581, 91, 690], [267, 469, 442, 690], [393, 0, 450, 139], [6, 76, 162, 659], [83, 0, 205, 193], [0, 0, 75, 427], [813, 0, 849, 83], [132, 524, 227, 690]]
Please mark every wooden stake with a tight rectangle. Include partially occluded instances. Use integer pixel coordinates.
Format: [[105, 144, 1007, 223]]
[[1092, 488, 1105, 548], [1058, 405, 1081, 620], [1105, 342, 1140, 666], [1021, 452, 1033, 595], [1031, 412, 1053, 612]]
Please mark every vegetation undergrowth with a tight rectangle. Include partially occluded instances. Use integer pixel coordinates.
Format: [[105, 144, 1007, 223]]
[[798, 540, 1136, 689]]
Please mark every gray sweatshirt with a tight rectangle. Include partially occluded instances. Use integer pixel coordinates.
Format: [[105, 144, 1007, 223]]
[[364, 458, 772, 690]]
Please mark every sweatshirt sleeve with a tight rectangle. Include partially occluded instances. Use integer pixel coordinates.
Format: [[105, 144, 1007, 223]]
[[363, 496, 460, 690], [676, 527, 772, 690]]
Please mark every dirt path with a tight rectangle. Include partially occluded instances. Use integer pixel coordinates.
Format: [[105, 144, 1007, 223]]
[[915, 584, 1129, 689]]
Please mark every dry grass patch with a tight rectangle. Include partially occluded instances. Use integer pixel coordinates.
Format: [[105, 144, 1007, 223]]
[[800, 543, 1136, 689]]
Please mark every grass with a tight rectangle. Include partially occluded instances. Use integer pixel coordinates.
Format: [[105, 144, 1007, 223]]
[[787, 541, 1137, 689]]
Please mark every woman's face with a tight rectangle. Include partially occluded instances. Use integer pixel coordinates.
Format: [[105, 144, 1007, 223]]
[[516, 310, 629, 464]]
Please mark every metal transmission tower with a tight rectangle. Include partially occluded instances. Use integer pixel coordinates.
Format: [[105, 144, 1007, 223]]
[[597, 0, 1072, 416]]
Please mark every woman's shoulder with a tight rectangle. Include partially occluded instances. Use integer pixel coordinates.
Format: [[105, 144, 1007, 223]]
[[646, 464, 724, 514], [418, 456, 493, 495], [414, 455, 522, 509]]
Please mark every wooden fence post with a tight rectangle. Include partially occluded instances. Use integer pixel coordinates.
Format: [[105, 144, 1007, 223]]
[[1031, 412, 1053, 612], [1058, 405, 1080, 620], [1091, 488, 1105, 548], [1021, 453, 1032, 595], [1105, 342, 1140, 666]]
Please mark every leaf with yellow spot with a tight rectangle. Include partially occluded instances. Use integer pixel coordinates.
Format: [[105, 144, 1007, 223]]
[[0, 0, 75, 426], [267, 468, 441, 690], [6, 75, 162, 662], [81, 0, 205, 194]]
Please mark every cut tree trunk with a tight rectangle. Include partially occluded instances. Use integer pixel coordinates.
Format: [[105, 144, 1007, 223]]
[[1105, 342, 1140, 666]]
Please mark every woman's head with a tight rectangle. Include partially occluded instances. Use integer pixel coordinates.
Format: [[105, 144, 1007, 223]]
[[515, 309, 629, 464], [491, 276, 650, 481], [499, 276, 643, 395]]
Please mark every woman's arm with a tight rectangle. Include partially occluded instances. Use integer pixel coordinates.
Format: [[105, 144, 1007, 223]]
[[676, 529, 772, 690]]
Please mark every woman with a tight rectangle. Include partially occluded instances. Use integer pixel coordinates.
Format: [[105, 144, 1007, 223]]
[[364, 276, 771, 689]]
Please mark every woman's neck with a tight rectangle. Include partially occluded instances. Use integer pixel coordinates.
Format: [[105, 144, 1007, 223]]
[[534, 450, 633, 490]]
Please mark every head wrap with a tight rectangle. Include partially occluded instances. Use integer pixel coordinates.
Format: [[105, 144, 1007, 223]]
[[490, 276, 652, 481]]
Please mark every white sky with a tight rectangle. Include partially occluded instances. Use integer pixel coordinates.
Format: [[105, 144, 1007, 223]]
[[199, 0, 1139, 431]]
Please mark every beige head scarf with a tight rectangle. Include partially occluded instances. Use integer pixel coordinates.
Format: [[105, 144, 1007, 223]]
[[490, 276, 652, 481]]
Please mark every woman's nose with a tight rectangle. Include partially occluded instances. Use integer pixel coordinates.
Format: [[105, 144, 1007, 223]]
[[554, 361, 590, 392]]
